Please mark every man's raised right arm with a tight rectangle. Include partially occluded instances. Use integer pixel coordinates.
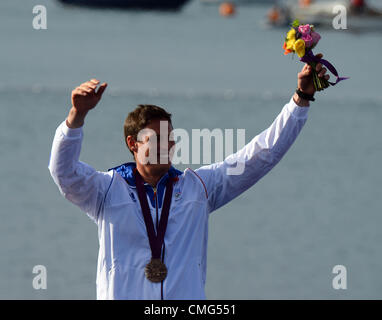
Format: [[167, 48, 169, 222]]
[[48, 79, 111, 222]]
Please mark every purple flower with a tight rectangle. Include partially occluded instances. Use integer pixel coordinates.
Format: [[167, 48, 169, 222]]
[[302, 34, 313, 48], [311, 31, 321, 45]]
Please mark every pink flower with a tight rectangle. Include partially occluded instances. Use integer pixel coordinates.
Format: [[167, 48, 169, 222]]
[[298, 24, 311, 35], [311, 31, 321, 45], [302, 34, 313, 48]]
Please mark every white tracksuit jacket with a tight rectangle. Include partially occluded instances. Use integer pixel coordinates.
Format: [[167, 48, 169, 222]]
[[48, 96, 309, 299]]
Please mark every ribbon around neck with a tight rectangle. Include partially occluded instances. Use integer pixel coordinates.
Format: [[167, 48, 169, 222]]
[[300, 50, 349, 86], [134, 168, 174, 260]]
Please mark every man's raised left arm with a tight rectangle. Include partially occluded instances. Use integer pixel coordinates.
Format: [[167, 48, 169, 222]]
[[195, 54, 330, 213]]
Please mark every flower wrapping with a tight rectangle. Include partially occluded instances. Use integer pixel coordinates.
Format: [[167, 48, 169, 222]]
[[283, 20, 349, 91]]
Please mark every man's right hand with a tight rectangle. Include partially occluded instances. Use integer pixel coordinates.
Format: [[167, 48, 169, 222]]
[[66, 79, 107, 128]]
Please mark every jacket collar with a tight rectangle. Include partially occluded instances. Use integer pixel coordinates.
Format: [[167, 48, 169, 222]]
[[108, 162, 183, 187], [108, 162, 183, 208]]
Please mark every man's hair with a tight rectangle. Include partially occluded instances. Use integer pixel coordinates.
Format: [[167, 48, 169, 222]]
[[124, 104, 172, 154]]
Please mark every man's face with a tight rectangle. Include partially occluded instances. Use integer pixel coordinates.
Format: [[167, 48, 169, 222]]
[[129, 119, 175, 171]]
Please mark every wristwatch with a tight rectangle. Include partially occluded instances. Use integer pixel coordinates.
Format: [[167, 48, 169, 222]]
[[296, 88, 315, 102]]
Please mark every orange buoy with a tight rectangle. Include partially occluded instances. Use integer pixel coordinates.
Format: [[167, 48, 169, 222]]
[[268, 7, 280, 23], [299, 0, 312, 8], [219, 2, 235, 17]]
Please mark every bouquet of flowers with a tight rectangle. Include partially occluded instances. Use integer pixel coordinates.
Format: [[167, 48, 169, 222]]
[[283, 20, 349, 92]]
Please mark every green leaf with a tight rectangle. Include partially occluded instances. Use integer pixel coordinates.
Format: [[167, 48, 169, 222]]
[[292, 19, 300, 28]]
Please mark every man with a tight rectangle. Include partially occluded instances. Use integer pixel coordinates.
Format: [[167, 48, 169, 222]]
[[48, 57, 330, 299]]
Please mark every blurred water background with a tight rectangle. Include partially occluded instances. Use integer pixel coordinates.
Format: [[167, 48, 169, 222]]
[[0, 0, 381, 299]]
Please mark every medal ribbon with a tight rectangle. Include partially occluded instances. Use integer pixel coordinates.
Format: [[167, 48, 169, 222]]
[[134, 168, 174, 260]]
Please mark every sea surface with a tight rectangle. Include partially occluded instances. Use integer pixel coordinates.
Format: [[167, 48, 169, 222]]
[[0, 0, 382, 299]]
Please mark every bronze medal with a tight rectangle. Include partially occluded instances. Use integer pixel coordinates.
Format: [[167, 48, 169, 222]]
[[145, 258, 168, 282]]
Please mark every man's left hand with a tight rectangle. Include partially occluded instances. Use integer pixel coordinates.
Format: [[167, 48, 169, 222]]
[[297, 53, 330, 95]]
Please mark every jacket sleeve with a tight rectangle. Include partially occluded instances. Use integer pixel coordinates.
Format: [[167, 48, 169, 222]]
[[48, 120, 113, 222], [194, 96, 310, 214]]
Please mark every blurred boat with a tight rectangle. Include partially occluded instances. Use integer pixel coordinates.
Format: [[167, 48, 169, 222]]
[[267, 0, 382, 32], [200, 0, 276, 5], [288, 0, 382, 28], [57, 0, 190, 10]]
